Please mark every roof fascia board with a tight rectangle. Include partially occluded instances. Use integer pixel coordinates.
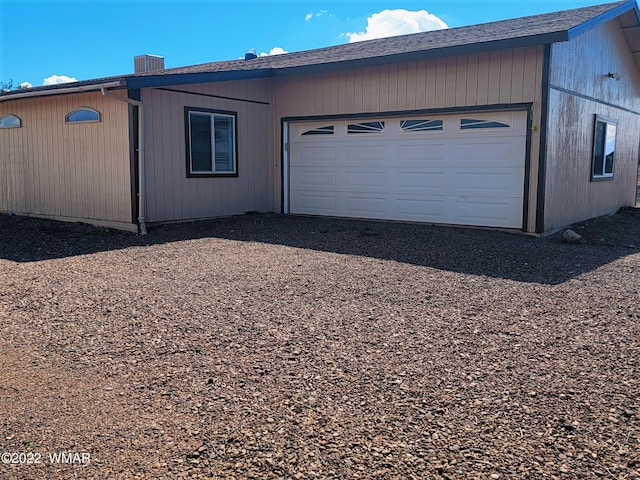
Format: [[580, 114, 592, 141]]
[[567, 0, 638, 39], [125, 69, 272, 89]]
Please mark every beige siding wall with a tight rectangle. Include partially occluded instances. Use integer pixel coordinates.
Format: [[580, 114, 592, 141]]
[[545, 20, 640, 231], [0, 91, 133, 229], [142, 79, 273, 223], [273, 46, 545, 231]]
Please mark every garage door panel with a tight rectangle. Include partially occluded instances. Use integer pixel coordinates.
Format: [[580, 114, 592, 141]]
[[345, 145, 388, 164], [345, 171, 388, 188], [294, 193, 337, 214], [290, 168, 337, 188], [394, 171, 447, 193], [452, 169, 525, 196], [289, 111, 527, 229], [294, 145, 337, 165], [455, 198, 523, 227], [396, 143, 447, 164], [393, 197, 446, 219], [453, 139, 526, 165], [345, 196, 388, 216]]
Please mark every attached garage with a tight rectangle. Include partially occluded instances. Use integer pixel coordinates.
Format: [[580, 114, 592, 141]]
[[3, 2, 639, 235], [286, 110, 528, 229]]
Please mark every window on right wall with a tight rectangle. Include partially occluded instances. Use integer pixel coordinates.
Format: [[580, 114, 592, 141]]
[[591, 115, 617, 181]]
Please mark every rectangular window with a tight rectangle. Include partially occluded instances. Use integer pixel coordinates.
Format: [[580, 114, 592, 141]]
[[591, 115, 616, 181], [185, 107, 237, 176]]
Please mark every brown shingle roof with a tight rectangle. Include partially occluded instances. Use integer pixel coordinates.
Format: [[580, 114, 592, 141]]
[[1, 0, 637, 99], [132, 0, 632, 80]]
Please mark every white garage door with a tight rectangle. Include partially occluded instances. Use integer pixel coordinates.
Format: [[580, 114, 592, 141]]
[[287, 111, 527, 228]]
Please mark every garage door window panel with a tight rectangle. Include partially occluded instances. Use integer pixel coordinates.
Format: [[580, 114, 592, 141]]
[[347, 121, 385, 134], [185, 107, 237, 177], [400, 119, 443, 132], [460, 115, 512, 131], [301, 125, 334, 136]]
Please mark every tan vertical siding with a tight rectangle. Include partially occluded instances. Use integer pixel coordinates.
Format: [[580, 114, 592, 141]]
[[499, 49, 513, 103], [273, 46, 545, 231], [0, 91, 133, 229], [405, 61, 417, 111], [476, 52, 491, 105], [444, 57, 457, 106], [544, 20, 640, 230], [434, 58, 448, 108], [454, 56, 468, 107], [142, 78, 273, 223], [510, 48, 526, 103]]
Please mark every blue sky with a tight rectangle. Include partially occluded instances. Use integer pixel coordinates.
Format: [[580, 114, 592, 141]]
[[1, 0, 613, 87]]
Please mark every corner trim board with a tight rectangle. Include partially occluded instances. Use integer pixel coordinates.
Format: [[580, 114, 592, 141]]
[[128, 89, 141, 226], [535, 44, 552, 234], [522, 104, 534, 232]]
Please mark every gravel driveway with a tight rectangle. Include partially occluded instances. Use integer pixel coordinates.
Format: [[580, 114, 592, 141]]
[[1, 210, 639, 479]]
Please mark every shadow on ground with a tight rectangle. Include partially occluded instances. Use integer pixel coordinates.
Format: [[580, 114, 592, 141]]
[[1, 209, 639, 285]]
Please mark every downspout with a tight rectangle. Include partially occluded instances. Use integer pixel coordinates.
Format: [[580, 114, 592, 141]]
[[101, 86, 147, 235]]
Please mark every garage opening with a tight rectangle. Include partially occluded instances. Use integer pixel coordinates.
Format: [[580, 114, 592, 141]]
[[286, 111, 528, 229]]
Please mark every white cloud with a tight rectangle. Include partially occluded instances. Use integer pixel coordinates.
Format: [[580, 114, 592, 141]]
[[305, 10, 328, 22], [19, 82, 33, 89], [259, 47, 288, 57], [346, 9, 448, 43], [42, 74, 77, 86]]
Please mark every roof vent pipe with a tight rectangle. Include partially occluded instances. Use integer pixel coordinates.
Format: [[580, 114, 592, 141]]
[[244, 49, 258, 60]]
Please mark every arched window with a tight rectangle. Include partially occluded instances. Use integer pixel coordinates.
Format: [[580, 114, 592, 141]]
[[0, 114, 21, 128], [65, 107, 100, 124]]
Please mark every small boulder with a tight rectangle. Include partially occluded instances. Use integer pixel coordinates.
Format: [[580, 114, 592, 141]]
[[562, 229, 582, 244]]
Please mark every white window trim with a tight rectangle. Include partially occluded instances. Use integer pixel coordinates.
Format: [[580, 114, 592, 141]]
[[65, 107, 100, 124], [399, 118, 444, 133], [186, 108, 238, 177], [591, 114, 617, 181], [0, 114, 22, 128]]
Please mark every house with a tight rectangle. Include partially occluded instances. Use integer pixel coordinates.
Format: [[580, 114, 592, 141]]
[[2, 1, 640, 235]]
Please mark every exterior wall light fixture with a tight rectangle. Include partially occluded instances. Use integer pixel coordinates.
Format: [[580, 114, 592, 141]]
[[607, 72, 621, 80]]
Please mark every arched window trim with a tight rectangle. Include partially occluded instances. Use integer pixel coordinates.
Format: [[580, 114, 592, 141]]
[[0, 114, 22, 128], [65, 107, 101, 124]]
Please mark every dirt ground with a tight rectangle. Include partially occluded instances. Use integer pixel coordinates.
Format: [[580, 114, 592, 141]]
[[0, 210, 639, 479]]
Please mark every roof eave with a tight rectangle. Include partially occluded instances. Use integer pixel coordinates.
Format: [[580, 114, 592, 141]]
[[0, 79, 126, 102], [125, 69, 273, 89]]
